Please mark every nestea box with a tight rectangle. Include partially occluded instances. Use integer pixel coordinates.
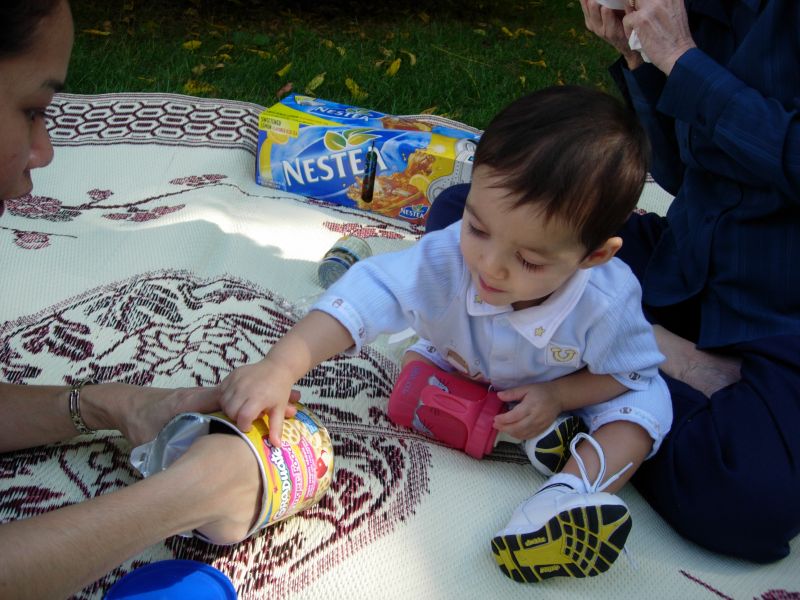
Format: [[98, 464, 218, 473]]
[[256, 95, 479, 223]]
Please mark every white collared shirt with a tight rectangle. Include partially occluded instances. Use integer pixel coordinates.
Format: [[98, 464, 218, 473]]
[[313, 221, 664, 392]]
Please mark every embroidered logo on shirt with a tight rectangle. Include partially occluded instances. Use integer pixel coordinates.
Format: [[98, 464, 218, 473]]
[[473, 294, 483, 304], [545, 342, 581, 368], [534, 327, 545, 337]]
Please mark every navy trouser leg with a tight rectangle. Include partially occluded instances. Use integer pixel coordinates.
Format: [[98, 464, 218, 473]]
[[618, 212, 800, 562], [426, 183, 469, 233], [633, 337, 800, 562]]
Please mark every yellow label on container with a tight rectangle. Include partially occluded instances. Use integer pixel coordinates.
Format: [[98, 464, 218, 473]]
[[213, 406, 334, 528]]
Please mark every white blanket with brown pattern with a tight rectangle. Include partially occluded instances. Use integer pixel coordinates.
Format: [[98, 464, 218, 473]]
[[0, 93, 796, 599]]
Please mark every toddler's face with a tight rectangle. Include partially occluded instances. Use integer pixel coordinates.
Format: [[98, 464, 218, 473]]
[[459, 166, 590, 310]]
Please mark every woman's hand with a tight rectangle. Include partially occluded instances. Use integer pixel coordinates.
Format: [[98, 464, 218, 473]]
[[622, 0, 696, 75], [653, 325, 741, 397], [83, 383, 222, 447], [579, 0, 644, 70]]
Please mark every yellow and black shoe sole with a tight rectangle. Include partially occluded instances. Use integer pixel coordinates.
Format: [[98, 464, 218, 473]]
[[533, 415, 588, 474], [491, 503, 632, 583]]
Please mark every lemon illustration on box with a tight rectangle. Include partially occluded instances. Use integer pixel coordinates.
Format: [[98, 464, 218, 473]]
[[257, 95, 479, 223]]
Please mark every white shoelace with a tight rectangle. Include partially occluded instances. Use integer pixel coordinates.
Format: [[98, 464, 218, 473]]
[[569, 431, 633, 494], [569, 431, 638, 568]]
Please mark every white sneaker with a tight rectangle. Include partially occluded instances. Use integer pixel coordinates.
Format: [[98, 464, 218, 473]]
[[524, 414, 587, 476], [492, 433, 633, 582]]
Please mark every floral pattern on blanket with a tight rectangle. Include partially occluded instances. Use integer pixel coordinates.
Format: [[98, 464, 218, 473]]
[[1, 176, 424, 250], [0, 270, 432, 597]]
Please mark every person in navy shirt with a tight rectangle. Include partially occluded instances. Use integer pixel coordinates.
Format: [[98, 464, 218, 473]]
[[428, 0, 800, 564]]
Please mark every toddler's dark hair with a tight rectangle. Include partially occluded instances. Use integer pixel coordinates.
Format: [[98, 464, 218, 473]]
[[474, 85, 650, 253], [0, 0, 63, 58]]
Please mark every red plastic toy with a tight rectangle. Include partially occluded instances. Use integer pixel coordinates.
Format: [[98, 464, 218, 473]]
[[388, 360, 504, 459]]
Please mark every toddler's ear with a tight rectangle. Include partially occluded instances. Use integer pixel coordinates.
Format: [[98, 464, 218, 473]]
[[579, 236, 623, 268]]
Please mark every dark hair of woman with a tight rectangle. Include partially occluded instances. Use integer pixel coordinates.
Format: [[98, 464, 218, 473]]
[[0, 0, 63, 58]]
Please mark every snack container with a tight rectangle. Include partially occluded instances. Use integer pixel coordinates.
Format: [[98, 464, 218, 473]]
[[131, 404, 334, 542], [256, 95, 479, 224]]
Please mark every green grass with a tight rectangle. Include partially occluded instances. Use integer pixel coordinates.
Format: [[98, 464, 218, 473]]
[[68, 0, 618, 130]]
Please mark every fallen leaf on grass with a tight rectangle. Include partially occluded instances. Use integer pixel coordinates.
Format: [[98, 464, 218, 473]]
[[385, 58, 401, 77], [400, 50, 417, 66], [305, 72, 326, 94], [277, 62, 292, 77], [183, 79, 217, 95], [192, 64, 207, 76], [182, 40, 202, 50], [247, 49, 271, 59], [502, 27, 537, 39], [345, 78, 368, 101], [522, 58, 547, 68], [83, 29, 111, 36], [321, 38, 346, 55], [421, 106, 437, 114]]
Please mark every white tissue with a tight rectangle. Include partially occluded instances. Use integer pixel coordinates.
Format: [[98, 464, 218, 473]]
[[595, 0, 626, 8], [628, 30, 651, 63]]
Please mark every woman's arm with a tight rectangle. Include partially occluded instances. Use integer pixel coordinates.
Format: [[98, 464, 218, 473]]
[[579, 0, 686, 194], [653, 325, 741, 397], [0, 382, 220, 452], [0, 432, 261, 599], [625, 0, 800, 198]]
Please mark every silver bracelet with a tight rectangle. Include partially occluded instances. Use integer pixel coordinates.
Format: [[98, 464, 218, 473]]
[[69, 377, 98, 434]]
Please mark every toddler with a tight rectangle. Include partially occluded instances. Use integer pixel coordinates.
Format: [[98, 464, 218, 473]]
[[218, 85, 671, 582]]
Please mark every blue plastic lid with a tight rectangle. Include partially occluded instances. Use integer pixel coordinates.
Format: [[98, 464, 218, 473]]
[[105, 560, 237, 599]]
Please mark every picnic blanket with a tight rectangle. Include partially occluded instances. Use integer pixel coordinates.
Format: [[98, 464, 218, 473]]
[[0, 92, 797, 599]]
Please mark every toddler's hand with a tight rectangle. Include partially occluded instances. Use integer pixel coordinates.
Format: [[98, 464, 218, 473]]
[[493, 382, 563, 440], [219, 361, 300, 446]]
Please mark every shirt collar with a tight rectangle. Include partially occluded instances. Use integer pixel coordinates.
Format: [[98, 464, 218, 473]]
[[466, 285, 512, 316], [465, 268, 591, 348]]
